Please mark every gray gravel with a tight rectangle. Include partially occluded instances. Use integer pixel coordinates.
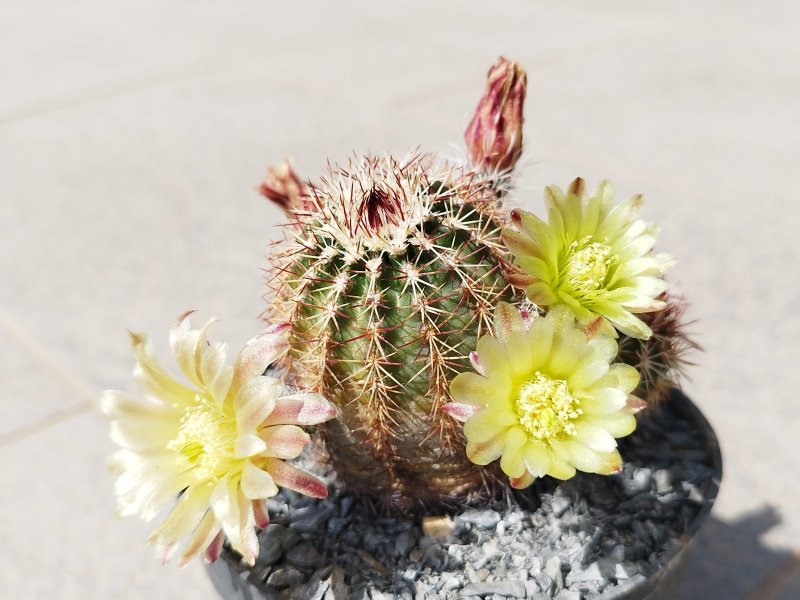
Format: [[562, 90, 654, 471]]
[[219, 401, 717, 599]]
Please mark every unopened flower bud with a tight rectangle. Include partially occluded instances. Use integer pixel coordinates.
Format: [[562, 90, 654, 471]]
[[259, 159, 311, 214], [464, 57, 527, 173]]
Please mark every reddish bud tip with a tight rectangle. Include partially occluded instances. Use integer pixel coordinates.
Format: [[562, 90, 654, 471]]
[[465, 57, 527, 173]]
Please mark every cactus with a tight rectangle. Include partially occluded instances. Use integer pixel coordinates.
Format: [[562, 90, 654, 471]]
[[265, 152, 520, 509], [261, 58, 527, 510]]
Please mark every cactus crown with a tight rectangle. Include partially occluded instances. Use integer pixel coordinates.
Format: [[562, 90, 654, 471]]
[[266, 152, 517, 509]]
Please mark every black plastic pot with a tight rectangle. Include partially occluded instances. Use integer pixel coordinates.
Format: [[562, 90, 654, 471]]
[[206, 389, 722, 600]]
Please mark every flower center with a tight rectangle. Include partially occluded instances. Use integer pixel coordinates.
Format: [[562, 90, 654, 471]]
[[565, 239, 614, 293], [167, 395, 238, 480], [515, 372, 583, 441]]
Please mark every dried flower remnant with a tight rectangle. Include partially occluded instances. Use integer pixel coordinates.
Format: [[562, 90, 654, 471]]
[[102, 313, 335, 565], [259, 159, 312, 214]]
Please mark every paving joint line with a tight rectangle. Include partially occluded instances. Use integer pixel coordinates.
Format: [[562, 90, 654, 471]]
[[0, 57, 226, 126], [0, 401, 93, 448], [0, 307, 100, 443]]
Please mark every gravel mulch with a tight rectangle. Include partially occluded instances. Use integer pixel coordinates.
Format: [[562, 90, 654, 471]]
[[214, 397, 720, 600]]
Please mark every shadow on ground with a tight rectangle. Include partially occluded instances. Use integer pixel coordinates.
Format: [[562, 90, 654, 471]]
[[676, 505, 798, 600]]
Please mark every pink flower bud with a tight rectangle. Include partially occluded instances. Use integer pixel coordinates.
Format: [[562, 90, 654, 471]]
[[464, 57, 527, 173]]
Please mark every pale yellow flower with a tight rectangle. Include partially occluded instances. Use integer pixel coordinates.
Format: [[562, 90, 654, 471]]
[[445, 303, 642, 489], [502, 178, 674, 339], [102, 312, 336, 566]]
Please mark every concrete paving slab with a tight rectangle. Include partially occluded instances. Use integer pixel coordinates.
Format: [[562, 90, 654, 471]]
[[0, 411, 216, 599], [2, 0, 800, 598]]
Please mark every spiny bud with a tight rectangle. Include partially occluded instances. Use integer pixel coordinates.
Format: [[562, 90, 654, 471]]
[[259, 159, 310, 214], [465, 57, 527, 173]]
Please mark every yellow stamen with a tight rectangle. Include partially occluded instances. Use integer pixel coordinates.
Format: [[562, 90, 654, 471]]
[[515, 372, 583, 440], [566, 238, 614, 292], [167, 395, 238, 479]]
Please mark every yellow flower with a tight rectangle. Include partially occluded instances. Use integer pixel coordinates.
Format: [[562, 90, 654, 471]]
[[502, 178, 674, 339], [101, 312, 336, 566], [445, 303, 643, 489]]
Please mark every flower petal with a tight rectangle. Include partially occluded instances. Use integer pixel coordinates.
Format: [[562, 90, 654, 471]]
[[494, 301, 525, 340], [523, 442, 551, 477], [259, 424, 311, 459], [211, 476, 242, 549], [466, 433, 505, 465], [546, 451, 577, 480], [262, 458, 328, 499], [241, 460, 279, 500], [149, 485, 213, 561], [178, 510, 222, 567], [574, 422, 618, 453], [591, 411, 637, 438], [130, 332, 195, 406], [579, 387, 628, 415], [262, 393, 337, 426], [229, 323, 291, 400], [235, 433, 267, 458], [442, 402, 481, 422], [510, 470, 537, 489], [234, 377, 281, 433], [234, 489, 258, 565], [463, 409, 516, 444], [253, 499, 270, 529], [449, 372, 495, 407]]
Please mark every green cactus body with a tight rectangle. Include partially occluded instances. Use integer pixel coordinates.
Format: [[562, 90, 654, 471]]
[[267, 154, 516, 509]]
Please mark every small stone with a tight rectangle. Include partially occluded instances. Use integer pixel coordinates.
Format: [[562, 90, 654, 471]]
[[268, 567, 305, 587], [615, 561, 640, 579], [554, 591, 581, 600], [395, 530, 418, 557], [653, 469, 673, 494], [523, 579, 541, 596], [533, 573, 554, 596], [457, 509, 502, 529], [292, 506, 333, 534], [339, 496, 355, 517], [611, 572, 647, 592], [422, 515, 455, 538], [544, 556, 563, 583], [327, 517, 349, 535], [565, 561, 603, 585], [286, 543, 324, 569], [440, 576, 462, 591], [607, 544, 626, 562], [551, 495, 571, 518], [345, 588, 368, 600], [301, 579, 329, 600], [682, 481, 705, 504], [257, 525, 291, 565], [362, 531, 386, 554], [622, 468, 652, 497], [460, 580, 527, 597]]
